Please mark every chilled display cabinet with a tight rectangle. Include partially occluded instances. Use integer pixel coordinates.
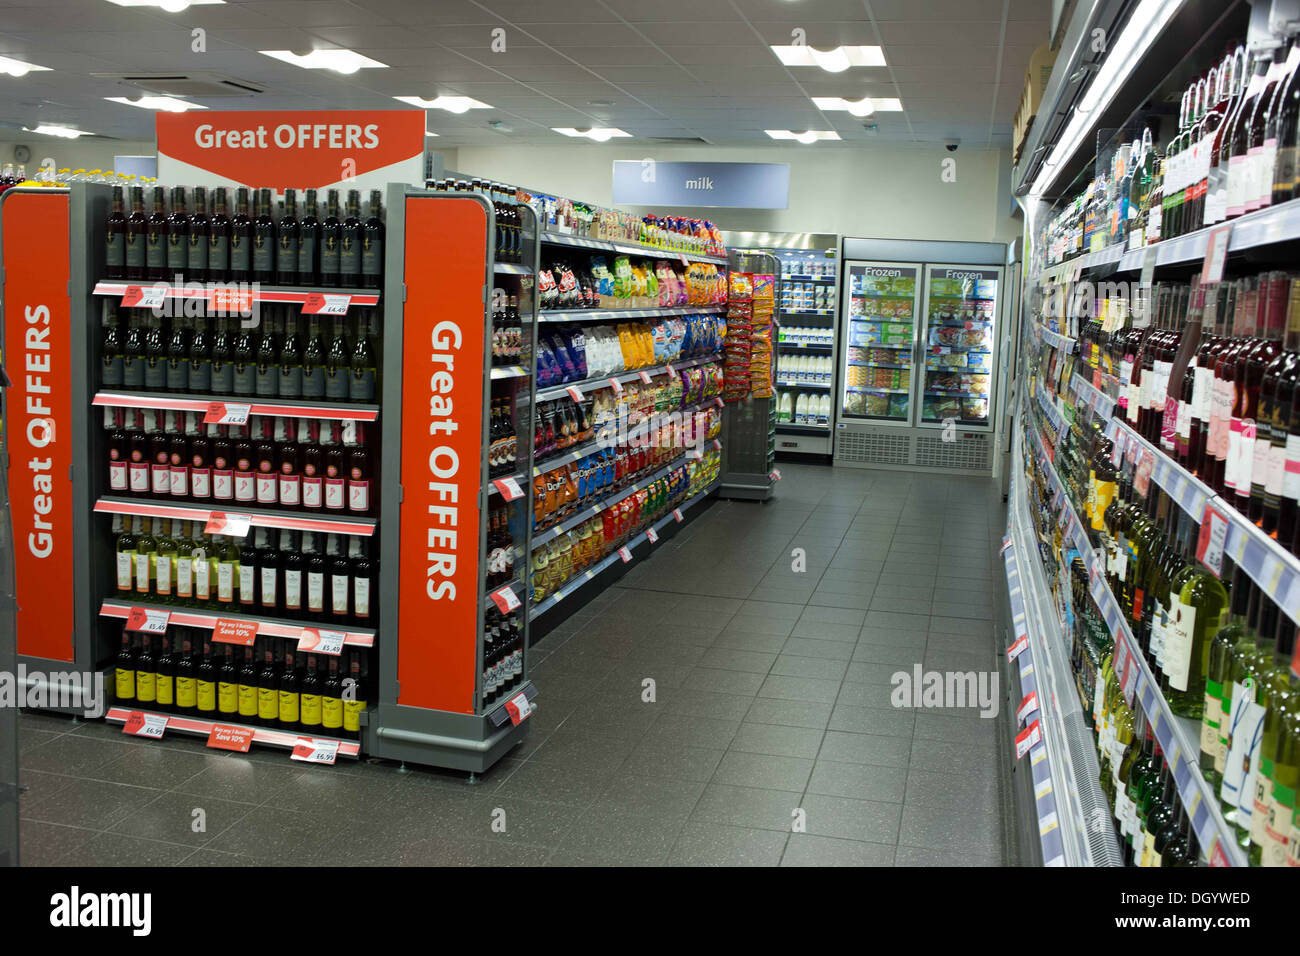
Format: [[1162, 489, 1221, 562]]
[[833, 238, 1008, 475]]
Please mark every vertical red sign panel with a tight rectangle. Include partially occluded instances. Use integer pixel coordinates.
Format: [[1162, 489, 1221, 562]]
[[397, 197, 487, 713], [3, 191, 74, 661]]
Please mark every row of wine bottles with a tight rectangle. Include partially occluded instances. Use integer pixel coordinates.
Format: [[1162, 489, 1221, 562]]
[[114, 629, 369, 740], [105, 184, 384, 288], [100, 303, 378, 402], [114, 516, 376, 626], [106, 411, 374, 515], [1074, 271, 1300, 555]]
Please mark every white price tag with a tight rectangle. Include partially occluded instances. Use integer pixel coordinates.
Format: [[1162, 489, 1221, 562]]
[[607, 377, 624, 395], [291, 738, 340, 764], [1201, 225, 1232, 285], [645, 527, 659, 544], [638, 370, 652, 384], [203, 402, 251, 426], [126, 607, 170, 634], [205, 511, 252, 537], [298, 627, 346, 656], [565, 385, 584, 403], [665, 364, 676, 378], [122, 710, 168, 738], [1196, 505, 1229, 577], [306, 294, 351, 316], [493, 476, 524, 501], [672, 508, 683, 523], [618, 546, 633, 563], [491, 585, 522, 613]]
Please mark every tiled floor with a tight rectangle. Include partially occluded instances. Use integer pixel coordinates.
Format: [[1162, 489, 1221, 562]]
[[16, 463, 1014, 866]]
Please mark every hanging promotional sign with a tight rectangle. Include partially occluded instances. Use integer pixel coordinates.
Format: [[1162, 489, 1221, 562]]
[[2, 190, 75, 662], [612, 161, 790, 208], [156, 110, 426, 192]]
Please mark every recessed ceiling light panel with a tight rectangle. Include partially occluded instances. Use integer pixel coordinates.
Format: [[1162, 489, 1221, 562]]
[[765, 129, 841, 144], [105, 0, 224, 8], [813, 96, 904, 116], [553, 127, 631, 142], [105, 95, 206, 112], [0, 55, 50, 77], [394, 95, 492, 113], [261, 49, 387, 74], [26, 125, 91, 138], [771, 45, 886, 71]]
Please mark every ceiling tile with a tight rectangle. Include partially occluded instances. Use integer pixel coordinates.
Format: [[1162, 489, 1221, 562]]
[[877, 21, 1004, 45], [600, 0, 743, 24]]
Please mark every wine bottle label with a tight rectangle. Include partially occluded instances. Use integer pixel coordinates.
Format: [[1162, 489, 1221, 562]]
[[209, 362, 233, 394], [308, 572, 325, 612], [354, 577, 370, 618], [103, 355, 124, 388], [218, 681, 238, 713], [325, 478, 346, 510], [301, 365, 325, 398], [343, 698, 363, 732], [191, 468, 211, 499], [324, 368, 349, 400], [322, 697, 343, 729], [1221, 680, 1263, 811], [196, 679, 216, 712], [177, 557, 193, 598], [261, 566, 277, 606], [256, 473, 277, 504], [1224, 418, 1243, 490], [238, 684, 258, 717], [302, 477, 323, 509], [258, 686, 278, 720], [239, 564, 255, 603], [135, 552, 152, 592], [150, 463, 169, 495], [341, 234, 361, 277], [106, 231, 125, 269], [169, 465, 188, 497], [253, 236, 273, 275], [195, 561, 211, 600], [347, 478, 369, 513], [232, 364, 255, 395], [1283, 436, 1300, 500], [348, 368, 375, 401], [1175, 400, 1191, 442], [298, 236, 316, 275], [361, 238, 382, 277], [300, 692, 322, 726], [1265, 784, 1295, 866], [255, 367, 277, 397], [321, 238, 341, 276], [136, 670, 156, 703], [129, 462, 149, 492], [230, 234, 250, 275], [188, 236, 206, 273], [1251, 768, 1274, 849], [146, 233, 165, 271], [167, 236, 186, 273], [217, 562, 235, 602], [155, 556, 171, 596], [213, 470, 234, 500], [115, 667, 134, 700], [176, 675, 197, 708], [235, 473, 256, 502], [278, 366, 303, 398], [278, 689, 300, 723], [1149, 600, 1167, 668], [208, 235, 229, 275], [278, 474, 300, 507], [331, 574, 348, 614], [155, 674, 174, 707], [1264, 442, 1287, 497], [116, 551, 134, 590], [285, 570, 303, 609], [1244, 145, 1263, 214], [166, 363, 188, 392], [1202, 686, 1222, 758], [1236, 420, 1256, 495]]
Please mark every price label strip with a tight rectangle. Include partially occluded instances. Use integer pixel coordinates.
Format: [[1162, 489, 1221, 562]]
[[291, 737, 340, 765], [120, 284, 169, 310], [301, 292, 352, 315], [203, 402, 251, 426], [490, 584, 521, 613], [1015, 720, 1042, 760], [298, 627, 346, 656], [122, 710, 167, 739], [213, 618, 259, 646], [492, 476, 524, 501], [125, 607, 170, 634], [503, 691, 532, 725], [205, 511, 252, 537]]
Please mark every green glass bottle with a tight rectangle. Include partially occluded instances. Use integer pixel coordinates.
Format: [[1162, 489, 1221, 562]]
[[1164, 519, 1230, 718], [1269, 709, 1300, 866], [134, 516, 157, 599], [154, 518, 178, 605], [1220, 591, 1268, 831], [1203, 565, 1248, 787]]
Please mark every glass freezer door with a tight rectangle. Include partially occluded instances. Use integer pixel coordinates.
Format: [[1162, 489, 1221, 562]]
[[918, 264, 1001, 431], [839, 261, 922, 426]]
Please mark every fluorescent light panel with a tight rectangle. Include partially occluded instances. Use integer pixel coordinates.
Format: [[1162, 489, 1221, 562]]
[[105, 95, 206, 112], [105, 0, 224, 7], [260, 49, 387, 74], [812, 96, 904, 116], [553, 127, 631, 141], [393, 95, 492, 113], [771, 46, 886, 72], [1030, 0, 1182, 197], [0, 55, 50, 77], [765, 129, 841, 144], [26, 125, 91, 138]]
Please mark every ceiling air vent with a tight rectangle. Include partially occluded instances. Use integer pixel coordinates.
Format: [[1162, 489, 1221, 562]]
[[643, 136, 711, 145], [94, 72, 265, 98]]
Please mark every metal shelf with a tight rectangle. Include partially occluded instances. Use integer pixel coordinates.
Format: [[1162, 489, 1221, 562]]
[[94, 496, 377, 537], [92, 280, 380, 313], [104, 706, 361, 758], [535, 352, 720, 402], [531, 457, 702, 548], [92, 390, 379, 422], [539, 229, 728, 265], [531, 397, 720, 474], [494, 263, 533, 276], [538, 305, 723, 323], [99, 598, 377, 647]]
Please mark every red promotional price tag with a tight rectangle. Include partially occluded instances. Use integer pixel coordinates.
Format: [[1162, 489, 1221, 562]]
[[1195, 504, 1229, 578], [607, 377, 624, 395], [645, 527, 659, 544], [204, 511, 251, 537], [120, 284, 168, 310], [206, 724, 253, 752], [638, 370, 653, 385], [301, 292, 351, 315], [714, 397, 724, 408], [298, 628, 346, 655], [208, 287, 254, 314], [122, 710, 167, 738], [202, 402, 251, 426], [1208, 838, 1231, 867], [1015, 720, 1042, 759], [672, 508, 683, 523], [291, 738, 339, 765], [492, 477, 524, 501], [1201, 225, 1232, 285], [769, 468, 781, 481], [1092, 368, 1103, 390], [565, 385, 584, 403], [213, 618, 259, 646], [665, 364, 676, 378], [617, 546, 633, 563], [503, 691, 532, 725], [490, 585, 521, 613], [1006, 635, 1029, 662], [1017, 691, 1039, 724], [125, 607, 169, 634]]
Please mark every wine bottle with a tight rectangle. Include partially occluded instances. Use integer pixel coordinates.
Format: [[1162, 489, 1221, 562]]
[[237, 644, 259, 723], [252, 188, 275, 285], [174, 633, 197, 714], [125, 185, 147, 280], [276, 189, 299, 285], [105, 185, 127, 279], [216, 643, 239, 717], [165, 186, 188, 281], [257, 639, 279, 727], [207, 186, 230, 282], [278, 644, 300, 731], [361, 189, 383, 289], [187, 186, 209, 283], [146, 185, 168, 282], [298, 188, 319, 286], [320, 189, 341, 287], [196, 638, 217, 715], [114, 631, 136, 701], [229, 187, 252, 283]]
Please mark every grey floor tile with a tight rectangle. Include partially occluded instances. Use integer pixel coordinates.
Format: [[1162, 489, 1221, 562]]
[[797, 605, 868, 627], [558, 805, 688, 865], [20, 776, 162, 830], [16, 820, 95, 866], [668, 821, 789, 866], [800, 793, 902, 844], [659, 688, 755, 721], [904, 767, 1001, 812], [697, 646, 778, 673], [720, 614, 796, 638], [682, 666, 766, 697], [594, 774, 707, 817], [827, 703, 917, 738], [489, 759, 613, 808], [205, 807, 345, 864], [817, 730, 912, 768], [770, 654, 848, 680], [909, 739, 999, 774], [894, 843, 1004, 866], [780, 639, 856, 663], [109, 790, 255, 848], [899, 801, 1004, 852], [19, 733, 137, 777], [781, 834, 895, 866], [789, 621, 861, 642], [643, 713, 742, 749], [744, 697, 834, 729], [807, 760, 907, 803], [691, 783, 804, 831], [912, 712, 999, 744], [729, 722, 825, 759], [620, 741, 727, 782], [76, 831, 198, 867], [712, 750, 814, 791], [757, 674, 842, 703], [712, 629, 790, 653]]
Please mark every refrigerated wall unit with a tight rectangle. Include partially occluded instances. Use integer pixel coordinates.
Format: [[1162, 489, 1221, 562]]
[[834, 237, 1009, 475], [722, 232, 840, 458]]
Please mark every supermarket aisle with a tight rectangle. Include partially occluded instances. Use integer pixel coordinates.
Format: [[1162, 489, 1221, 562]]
[[17, 463, 1011, 867]]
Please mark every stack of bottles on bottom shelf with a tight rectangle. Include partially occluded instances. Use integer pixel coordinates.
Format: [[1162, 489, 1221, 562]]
[[481, 609, 525, 710], [113, 630, 369, 742], [530, 451, 720, 603]]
